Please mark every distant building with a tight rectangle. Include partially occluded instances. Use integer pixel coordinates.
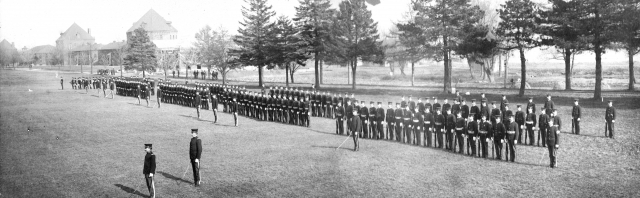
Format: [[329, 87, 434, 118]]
[[56, 23, 95, 65], [30, 45, 57, 65], [126, 9, 179, 53]]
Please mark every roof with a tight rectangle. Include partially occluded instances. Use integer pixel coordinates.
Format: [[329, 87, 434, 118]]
[[99, 41, 126, 50], [127, 9, 178, 33], [56, 23, 95, 42], [31, 45, 57, 54], [0, 39, 16, 50]]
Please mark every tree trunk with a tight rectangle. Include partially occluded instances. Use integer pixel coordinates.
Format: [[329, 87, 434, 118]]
[[498, 54, 502, 77], [443, 36, 451, 92], [518, 47, 526, 96], [320, 60, 324, 84], [468, 59, 475, 80], [258, 66, 264, 87], [594, 44, 603, 99], [222, 72, 226, 85], [352, 58, 357, 90], [290, 66, 295, 84], [629, 49, 635, 90], [314, 52, 320, 88], [348, 61, 350, 85], [504, 53, 510, 88], [120, 64, 123, 77], [389, 61, 395, 75], [143, 69, 146, 78], [564, 48, 572, 90], [286, 64, 290, 87], [411, 62, 416, 86]]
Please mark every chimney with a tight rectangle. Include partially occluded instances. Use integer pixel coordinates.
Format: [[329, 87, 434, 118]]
[[88, 28, 91, 35]]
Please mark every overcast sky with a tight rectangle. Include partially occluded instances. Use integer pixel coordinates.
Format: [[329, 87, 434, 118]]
[[0, 0, 411, 48], [1, 0, 636, 63]]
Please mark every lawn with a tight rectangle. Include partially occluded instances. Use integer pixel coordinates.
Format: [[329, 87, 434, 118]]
[[1, 68, 639, 197]]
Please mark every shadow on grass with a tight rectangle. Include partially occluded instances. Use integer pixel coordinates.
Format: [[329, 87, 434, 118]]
[[578, 133, 611, 139], [311, 145, 354, 151], [114, 184, 147, 197], [158, 171, 193, 185], [179, 114, 211, 122]]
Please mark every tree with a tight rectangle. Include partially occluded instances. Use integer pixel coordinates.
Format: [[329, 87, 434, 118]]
[[396, 21, 434, 86], [575, 0, 617, 99], [195, 25, 242, 84], [611, 0, 640, 90], [413, 0, 484, 92], [158, 52, 179, 80], [269, 16, 309, 86], [50, 47, 64, 66], [112, 45, 127, 76], [332, 0, 382, 89], [294, 0, 334, 88], [180, 48, 198, 79], [233, 0, 276, 87], [124, 27, 158, 78], [497, 0, 540, 96], [538, 0, 588, 90], [456, 24, 500, 82]]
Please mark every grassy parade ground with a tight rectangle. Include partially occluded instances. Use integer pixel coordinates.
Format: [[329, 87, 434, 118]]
[[1, 68, 639, 197]]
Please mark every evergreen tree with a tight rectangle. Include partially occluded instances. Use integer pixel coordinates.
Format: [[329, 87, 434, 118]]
[[413, 0, 484, 92], [124, 27, 158, 78], [538, 0, 588, 90], [611, 0, 640, 90], [497, 0, 540, 96], [396, 21, 434, 86], [233, 0, 276, 87], [268, 16, 309, 86], [332, 0, 382, 90], [575, 0, 618, 99], [294, 0, 334, 88]]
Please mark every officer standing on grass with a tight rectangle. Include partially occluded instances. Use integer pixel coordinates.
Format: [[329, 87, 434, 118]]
[[506, 115, 520, 162], [195, 91, 202, 119], [351, 108, 362, 151], [143, 144, 156, 198], [336, 100, 345, 134], [493, 116, 506, 160], [479, 114, 492, 158], [60, 77, 64, 90], [386, 102, 395, 141], [376, 102, 385, 140], [572, 99, 582, 135], [543, 94, 555, 116], [232, 96, 239, 127], [525, 106, 537, 145], [346, 100, 354, 135], [605, 100, 616, 139], [546, 119, 560, 168], [435, 107, 445, 148], [211, 93, 219, 123], [190, 129, 202, 187], [395, 103, 404, 142]]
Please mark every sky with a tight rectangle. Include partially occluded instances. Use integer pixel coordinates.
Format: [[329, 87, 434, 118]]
[[1, 0, 635, 63], [0, 0, 411, 49]]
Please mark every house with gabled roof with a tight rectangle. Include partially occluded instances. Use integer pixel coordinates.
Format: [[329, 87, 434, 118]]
[[126, 9, 180, 53], [56, 23, 95, 65]]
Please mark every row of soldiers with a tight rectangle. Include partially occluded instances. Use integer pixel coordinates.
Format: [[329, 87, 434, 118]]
[[332, 93, 598, 166], [71, 76, 116, 97]]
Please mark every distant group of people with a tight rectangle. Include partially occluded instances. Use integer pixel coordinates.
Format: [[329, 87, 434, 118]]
[[332, 91, 617, 169], [69, 76, 116, 98], [59, 75, 622, 197]]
